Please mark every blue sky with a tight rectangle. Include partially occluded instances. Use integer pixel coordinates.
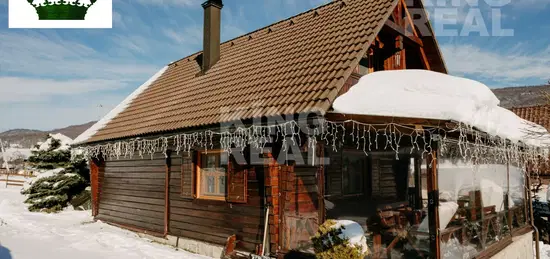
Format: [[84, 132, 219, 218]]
[[0, 0, 549, 132]]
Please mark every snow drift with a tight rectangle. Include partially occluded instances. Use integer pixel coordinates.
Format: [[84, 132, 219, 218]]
[[332, 70, 550, 146]]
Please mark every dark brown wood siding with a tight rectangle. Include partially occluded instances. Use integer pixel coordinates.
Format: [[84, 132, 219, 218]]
[[180, 152, 194, 199], [325, 148, 343, 197], [95, 149, 278, 254], [168, 151, 267, 253], [371, 155, 397, 199], [96, 153, 168, 233]]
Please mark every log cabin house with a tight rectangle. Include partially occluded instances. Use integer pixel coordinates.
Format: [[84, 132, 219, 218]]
[[75, 0, 541, 258]]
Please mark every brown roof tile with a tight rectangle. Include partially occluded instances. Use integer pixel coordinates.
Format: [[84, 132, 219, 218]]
[[509, 106, 550, 131], [87, 0, 399, 143]]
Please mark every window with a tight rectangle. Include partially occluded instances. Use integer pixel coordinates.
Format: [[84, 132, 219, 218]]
[[325, 149, 367, 197], [197, 151, 228, 200], [408, 157, 415, 188], [358, 58, 370, 75], [342, 152, 366, 195]]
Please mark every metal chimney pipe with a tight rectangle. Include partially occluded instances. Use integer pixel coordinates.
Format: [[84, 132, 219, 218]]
[[201, 0, 223, 73]]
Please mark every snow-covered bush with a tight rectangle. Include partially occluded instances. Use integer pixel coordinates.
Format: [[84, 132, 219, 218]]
[[22, 168, 87, 212], [311, 220, 369, 259], [21, 134, 90, 213]]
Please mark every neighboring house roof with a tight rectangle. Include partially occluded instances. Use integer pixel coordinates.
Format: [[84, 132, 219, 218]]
[[510, 105, 550, 131], [83, 0, 445, 144], [492, 85, 550, 130]]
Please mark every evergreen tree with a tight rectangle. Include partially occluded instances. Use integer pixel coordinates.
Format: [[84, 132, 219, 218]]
[[21, 134, 90, 213]]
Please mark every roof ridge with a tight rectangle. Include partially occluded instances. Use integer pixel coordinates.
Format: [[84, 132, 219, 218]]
[[169, 0, 345, 65]]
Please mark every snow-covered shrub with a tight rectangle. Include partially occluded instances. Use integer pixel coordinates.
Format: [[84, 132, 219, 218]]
[[311, 220, 369, 259], [22, 168, 87, 212], [21, 134, 90, 213]]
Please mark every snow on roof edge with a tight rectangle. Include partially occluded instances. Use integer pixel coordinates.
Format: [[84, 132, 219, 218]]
[[332, 70, 550, 147], [73, 66, 169, 145]]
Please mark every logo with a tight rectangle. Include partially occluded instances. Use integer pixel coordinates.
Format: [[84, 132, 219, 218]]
[[9, 0, 112, 28]]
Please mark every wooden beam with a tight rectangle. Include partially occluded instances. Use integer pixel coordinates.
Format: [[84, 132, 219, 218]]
[[164, 150, 171, 236], [384, 20, 423, 47], [326, 112, 448, 128], [427, 144, 441, 259], [400, 0, 431, 70], [401, 0, 420, 37], [419, 48, 432, 70], [414, 155, 423, 210], [90, 158, 102, 217]]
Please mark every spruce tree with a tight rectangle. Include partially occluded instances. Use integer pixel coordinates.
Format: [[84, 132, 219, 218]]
[[21, 134, 90, 213]]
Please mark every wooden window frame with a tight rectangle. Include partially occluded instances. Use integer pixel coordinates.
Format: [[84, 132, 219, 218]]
[[196, 150, 230, 201]]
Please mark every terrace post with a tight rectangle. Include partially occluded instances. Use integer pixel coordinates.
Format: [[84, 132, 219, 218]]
[[427, 138, 440, 259], [90, 157, 102, 217]]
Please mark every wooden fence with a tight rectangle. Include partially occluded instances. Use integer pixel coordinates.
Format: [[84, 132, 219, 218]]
[[0, 171, 35, 187]]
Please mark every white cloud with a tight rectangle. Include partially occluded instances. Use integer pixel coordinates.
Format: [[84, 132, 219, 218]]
[[0, 95, 123, 131], [0, 31, 164, 130], [162, 26, 202, 45], [0, 77, 126, 103], [112, 10, 126, 29], [161, 6, 247, 46], [441, 43, 550, 84], [0, 32, 159, 80]]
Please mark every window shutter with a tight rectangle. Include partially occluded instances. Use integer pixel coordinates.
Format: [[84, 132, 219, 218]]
[[227, 156, 248, 203], [181, 152, 195, 199]]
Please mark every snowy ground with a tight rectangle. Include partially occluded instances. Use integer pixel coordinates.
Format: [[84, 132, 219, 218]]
[[0, 187, 210, 259], [539, 242, 550, 259]]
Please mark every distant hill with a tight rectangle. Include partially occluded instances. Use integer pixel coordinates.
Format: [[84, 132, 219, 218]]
[[0, 121, 96, 148], [49, 121, 96, 139]]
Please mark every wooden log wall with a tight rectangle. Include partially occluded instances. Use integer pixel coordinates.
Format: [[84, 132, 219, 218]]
[[168, 150, 269, 253], [264, 153, 280, 253], [92, 146, 319, 255], [96, 152, 167, 234], [371, 155, 398, 200], [325, 148, 343, 196]]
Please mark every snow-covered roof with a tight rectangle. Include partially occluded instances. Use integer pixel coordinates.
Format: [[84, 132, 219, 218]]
[[73, 66, 169, 145], [332, 70, 550, 146]]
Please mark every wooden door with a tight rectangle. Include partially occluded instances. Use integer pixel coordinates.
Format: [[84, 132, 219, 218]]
[[279, 165, 320, 252]]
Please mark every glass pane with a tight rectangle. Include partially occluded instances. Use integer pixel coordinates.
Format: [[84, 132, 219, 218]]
[[408, 157, 415, 188], [199, 152, 227, 198], [342, 152, 365, 195], [219, 175, 226, 194], [439, 142, 482, 258], [220, 152, 228, 166], [365, 152, 429, 258], [509, 163, 527, 229], [475, 162, 511, 246], [207, 175, 215, 194], [206, 154, 217, 168]]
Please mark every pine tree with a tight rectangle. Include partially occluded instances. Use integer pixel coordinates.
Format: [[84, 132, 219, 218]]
[[21, 134, 90, 213]]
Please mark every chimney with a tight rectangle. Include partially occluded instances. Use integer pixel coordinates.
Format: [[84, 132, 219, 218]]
[[202, 0, 223, 73]]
